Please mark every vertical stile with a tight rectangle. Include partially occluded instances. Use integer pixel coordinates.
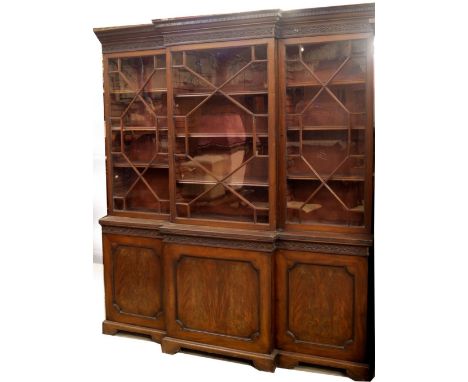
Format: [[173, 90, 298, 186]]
[[277, 40, 287, 229], [365, 36, 374, 231], [267, 40, 277, 230], [167, 50, 176, 221]]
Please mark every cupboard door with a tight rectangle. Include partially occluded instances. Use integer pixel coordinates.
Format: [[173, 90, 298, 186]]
[[103, 234, 165, 329], [164, 243, 273, 353], [276, 249, 368, 361]]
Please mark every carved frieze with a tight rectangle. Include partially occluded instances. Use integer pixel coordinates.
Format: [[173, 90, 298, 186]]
[[276, 241, 368, 256], [102, 225, 162, 239], [279, 21, 373, 38], [163, 234, 275, 252], [163, 26, 277, 46], [95, 4, 374, 53], [101, 37, 165, 53]]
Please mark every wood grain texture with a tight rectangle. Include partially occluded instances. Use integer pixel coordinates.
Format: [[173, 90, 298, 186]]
[[103, 234, 165, 329], [288, 263, 354, 347], [276, 249, 368, 362], [176, 255, 259, 339], [164, 243, 273, 353], [112, 244, 162, 318]]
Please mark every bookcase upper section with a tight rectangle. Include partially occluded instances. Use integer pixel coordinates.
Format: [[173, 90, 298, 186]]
[[95, 3, 374, 233]]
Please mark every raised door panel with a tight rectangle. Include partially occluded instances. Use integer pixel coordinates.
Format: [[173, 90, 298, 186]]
[[276, 249, 368, 361], [176, 256, 259, 339], [103, 234, 165, 329], [165, 243, 272, 353]]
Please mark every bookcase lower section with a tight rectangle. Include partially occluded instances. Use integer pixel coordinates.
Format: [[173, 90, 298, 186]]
[[100, 221, 372, 380]]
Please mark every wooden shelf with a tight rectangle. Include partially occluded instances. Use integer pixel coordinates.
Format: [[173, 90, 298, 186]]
[[175, 132, 268, 138], [177, 178, 269, 187], [110, 88, 167, 94], [287, 125, 365, 131], [174, 90, 268, 98], [287, 174, 365, 182], [286, 79, 365, 88], [285, 54, 366, 63], [113, 162, 169, 169], [111, 126, 168, 132]]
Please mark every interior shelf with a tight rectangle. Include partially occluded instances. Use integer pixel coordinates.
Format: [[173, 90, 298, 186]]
[[175, 132, 268, 138], [110, 88, 167, 94], [287, 125, 365, 131], [176, 178, 269, 187], [287, 174, 365, 182], [113, 162, 169, 169], [112, 126, 168, 132], [174, 90, 268, 98], [286, 79, 365, 88]]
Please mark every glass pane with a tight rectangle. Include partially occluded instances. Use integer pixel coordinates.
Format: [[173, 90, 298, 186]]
[[301, 90, 348, 127], [125, 169, 170, 213], [285, 39, 368, 227], [176, 185, 267, 223], [330, 57, 366, 84], [175, 136, 254, 182], [122, 132, 156, 164], [109, 72, 133, 93], [223, 62, 267, 92], [186, 47, 251, 86], [255, 45, 267, 60], [328, 84, 366, 113], [286, 180, 364, 226], [113, 167, 138, 198], [145, 69, 166, 91], [301, 41, 349, 83], [173, 67, 214, 95], [286, 60, 320, 86], [120, 56, 154, 90]]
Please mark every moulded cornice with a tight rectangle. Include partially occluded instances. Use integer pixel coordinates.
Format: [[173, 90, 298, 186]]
[[94, 3, 374, 52]]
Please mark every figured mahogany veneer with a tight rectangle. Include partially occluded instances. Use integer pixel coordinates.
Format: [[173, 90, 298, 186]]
[[102, 234, 165, 330], [96, 3, 374, 381]]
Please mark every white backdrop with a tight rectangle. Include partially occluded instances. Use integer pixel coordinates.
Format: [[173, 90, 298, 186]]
[[1, 1, 468, 381]]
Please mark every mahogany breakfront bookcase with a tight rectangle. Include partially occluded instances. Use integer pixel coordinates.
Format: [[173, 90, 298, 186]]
[[95, 3, 375, 380]]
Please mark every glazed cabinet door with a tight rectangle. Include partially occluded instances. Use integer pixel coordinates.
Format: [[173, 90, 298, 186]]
[[164, 243, 273, 353], [102, 234, 165, 330], [105, 51, 170, 219], [167, 39, 276, 229], [276, 249, 368, 362], [279, 34, 373, 233]]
